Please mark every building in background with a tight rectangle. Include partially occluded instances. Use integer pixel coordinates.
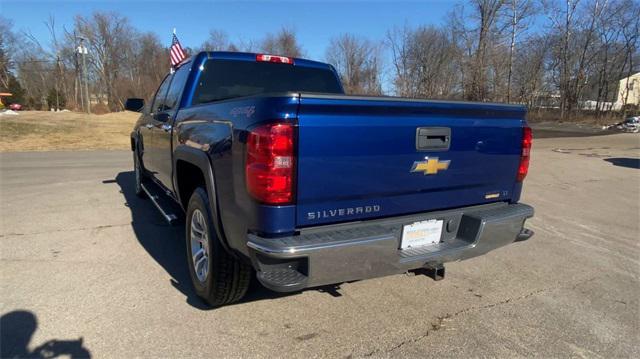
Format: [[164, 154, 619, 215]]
[[617, 72, 640, 108], [0, 92, 12, 107]]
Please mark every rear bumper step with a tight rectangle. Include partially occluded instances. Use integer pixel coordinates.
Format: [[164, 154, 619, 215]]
[[248, 203, 534, 292]]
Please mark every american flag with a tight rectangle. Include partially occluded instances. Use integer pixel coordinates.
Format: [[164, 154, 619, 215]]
[[170, 33, 186, 67]]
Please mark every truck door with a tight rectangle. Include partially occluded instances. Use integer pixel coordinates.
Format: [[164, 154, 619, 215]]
[[150, 63, 191, 190], [141, 73, 172, 177]]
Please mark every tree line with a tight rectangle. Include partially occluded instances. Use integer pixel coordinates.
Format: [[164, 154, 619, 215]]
[[0, 0, 638, 119]]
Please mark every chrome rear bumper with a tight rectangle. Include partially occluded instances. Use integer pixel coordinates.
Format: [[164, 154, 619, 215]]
[[248, 203, 534, 292]]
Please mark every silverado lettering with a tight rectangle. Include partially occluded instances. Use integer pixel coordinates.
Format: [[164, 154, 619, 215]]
[[229, 105, 255, 118], [307, 205, 381, 220], [127, 51, 535, 308]]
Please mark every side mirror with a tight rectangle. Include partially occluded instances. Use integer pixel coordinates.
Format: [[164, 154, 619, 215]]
[[153, 113, 170, 122], [125, 98, 145, 112]]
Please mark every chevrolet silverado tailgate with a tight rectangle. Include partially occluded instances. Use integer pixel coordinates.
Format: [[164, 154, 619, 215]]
[[295, 94, 527, 226]]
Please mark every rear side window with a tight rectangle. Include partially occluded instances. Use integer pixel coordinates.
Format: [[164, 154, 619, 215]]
[[192, 59, 343, 105]]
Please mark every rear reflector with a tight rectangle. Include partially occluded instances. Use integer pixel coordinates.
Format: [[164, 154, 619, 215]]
[[517, 127, 532, 182], [246, 122, 295, 204], [256, 54, 294, 65]]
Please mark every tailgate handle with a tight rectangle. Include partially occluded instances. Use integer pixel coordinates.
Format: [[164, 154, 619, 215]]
[[416, 127, 451, 151]]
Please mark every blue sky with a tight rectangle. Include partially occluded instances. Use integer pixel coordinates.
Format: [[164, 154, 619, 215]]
[[2, 0, 455, 62]]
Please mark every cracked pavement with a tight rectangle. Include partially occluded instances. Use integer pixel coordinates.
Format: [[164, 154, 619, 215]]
[[1, 133, 639, 358]]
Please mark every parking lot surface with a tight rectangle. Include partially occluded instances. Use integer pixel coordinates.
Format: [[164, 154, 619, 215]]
[[1, 133, 639, 358]]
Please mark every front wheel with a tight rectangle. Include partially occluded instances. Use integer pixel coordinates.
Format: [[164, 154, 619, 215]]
[[185, 187, 251, 307]]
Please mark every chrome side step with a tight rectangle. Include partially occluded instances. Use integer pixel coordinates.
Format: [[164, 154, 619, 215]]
[[141, 182, 179, 225]]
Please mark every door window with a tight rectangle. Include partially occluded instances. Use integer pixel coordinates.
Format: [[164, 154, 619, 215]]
[[164, 64, 191, 111], [151, 74, 173, 113]]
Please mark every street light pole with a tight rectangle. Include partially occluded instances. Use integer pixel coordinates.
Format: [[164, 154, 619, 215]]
[[77, 38, 90, 115]]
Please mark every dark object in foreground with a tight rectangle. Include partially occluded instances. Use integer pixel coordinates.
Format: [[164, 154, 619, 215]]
[[604, 157, 640, 169], [124, 98, 145, 112], [1, 310, 92, 358], [415, 265, 446, 281], [128, 51, 534, 307]]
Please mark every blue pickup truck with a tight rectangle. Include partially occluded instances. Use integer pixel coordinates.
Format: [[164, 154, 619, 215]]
[[127, 51, 534, 307]]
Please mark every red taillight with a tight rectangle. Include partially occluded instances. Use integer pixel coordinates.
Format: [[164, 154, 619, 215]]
[[517, 127, 532, 182], [256, 54, 294, 65], [246, 122, 295, 204]]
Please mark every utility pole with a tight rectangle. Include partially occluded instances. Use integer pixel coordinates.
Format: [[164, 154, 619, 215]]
[[55, 55, 61, 111], [77, 37, 90, 114]]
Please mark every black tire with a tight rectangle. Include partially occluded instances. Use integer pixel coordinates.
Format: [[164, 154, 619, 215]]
[[185, 187, 251, 307], [133, 147, 146, 198]]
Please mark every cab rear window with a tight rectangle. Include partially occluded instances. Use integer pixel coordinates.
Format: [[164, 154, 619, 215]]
[[192, 59, 343, 104]]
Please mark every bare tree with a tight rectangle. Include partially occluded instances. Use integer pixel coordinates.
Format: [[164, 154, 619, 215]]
[[469, 0, 506, 101], [448, 5, 475, 100], [449, 0, 507, 101], [545, 0, 603, 118], [558, 0, 579, 118], [14, 28, 55, 109], [0, 16, 17, 90], [71, 11, 167, 110], [386, 24, 412, 97], [233, 36, 257, 52], [502, 0, 537, 103], [74, 12, 134, 110], [325, 34, 383, 95], [512, 35, 550, 108], [260, 27, 304, 57], [202, 30, 232, 51], [124, 32, 166, 101], [387, 25, 459, 99], [586, 0, 637, 113]]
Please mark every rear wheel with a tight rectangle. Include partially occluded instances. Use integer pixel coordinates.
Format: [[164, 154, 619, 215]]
[[185, 187, 251, 307], [133, 148, 146, 198]]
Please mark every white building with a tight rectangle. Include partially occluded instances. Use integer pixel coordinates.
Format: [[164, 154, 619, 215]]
[[617, 72, 640, 108]]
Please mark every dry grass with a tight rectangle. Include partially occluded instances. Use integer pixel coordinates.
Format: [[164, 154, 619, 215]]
[[0, 111, 139, 152], [527, 109, 631, 126]]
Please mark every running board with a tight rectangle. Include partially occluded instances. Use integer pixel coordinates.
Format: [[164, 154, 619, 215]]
[[140, 182, 181, 225]]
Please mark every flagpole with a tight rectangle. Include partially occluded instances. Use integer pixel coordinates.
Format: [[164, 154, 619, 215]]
[[170, 28, 177, 73], [169, 28, 187, 73]]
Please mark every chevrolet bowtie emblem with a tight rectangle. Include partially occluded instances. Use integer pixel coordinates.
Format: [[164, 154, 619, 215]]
[[410, 157, 450, 175]]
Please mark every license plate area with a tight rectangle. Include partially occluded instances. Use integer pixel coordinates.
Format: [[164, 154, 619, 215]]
[[400, 219, 444, 249]]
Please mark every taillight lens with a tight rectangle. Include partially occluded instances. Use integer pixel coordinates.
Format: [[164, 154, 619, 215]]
[[517, 127, 532, 182], [246, 122, 295, 204]]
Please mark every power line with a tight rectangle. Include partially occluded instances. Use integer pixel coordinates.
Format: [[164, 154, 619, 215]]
[[8, 60, 58, 64]]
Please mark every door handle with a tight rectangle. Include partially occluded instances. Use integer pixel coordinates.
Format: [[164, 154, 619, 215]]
[[145, 124, 153, 129], [416, 127, 451, 151], [161, 124, 172, 132]]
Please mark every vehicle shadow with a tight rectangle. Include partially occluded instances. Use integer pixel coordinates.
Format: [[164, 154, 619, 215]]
[[113, 171, 303, 310], [1, 310, 91, 358], [604, 157, 640, 169]]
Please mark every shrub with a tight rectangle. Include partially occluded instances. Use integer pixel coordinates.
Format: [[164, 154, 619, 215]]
[[91, 103, 109, 114]]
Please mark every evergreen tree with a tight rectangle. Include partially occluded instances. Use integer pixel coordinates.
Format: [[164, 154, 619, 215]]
[[6, 75, 24, 105], [46, 87, 66, 110]]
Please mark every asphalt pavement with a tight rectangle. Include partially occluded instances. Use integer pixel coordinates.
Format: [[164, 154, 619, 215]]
[[1, 133, 639, 358]]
